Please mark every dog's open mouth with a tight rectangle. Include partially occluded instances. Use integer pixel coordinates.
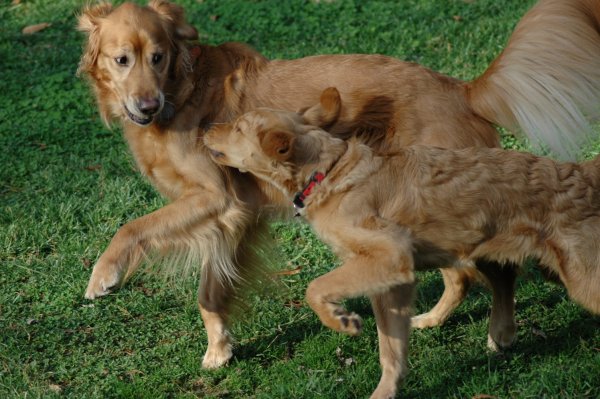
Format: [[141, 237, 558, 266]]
[[125, 106, 154, 126]]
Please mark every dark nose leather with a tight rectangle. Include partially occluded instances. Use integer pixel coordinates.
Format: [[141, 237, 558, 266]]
[[138, 98, 160, 115]]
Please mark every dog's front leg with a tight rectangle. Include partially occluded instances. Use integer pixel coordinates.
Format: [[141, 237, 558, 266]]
[[369, 283, 415, 399], [305, 222, 416, 329], [85, 190, 242, 369], [84, 190, 233, 299], [198, 269, 235, 369], [305, 252, 414, 336], [84, 223, 148, 299]]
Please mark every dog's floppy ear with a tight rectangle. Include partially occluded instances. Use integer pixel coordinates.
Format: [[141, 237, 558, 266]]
[[149, 0, 198, 40], [260, 130, 296, 162], [301, 87, 342, 128], [77, 3, 113, 76], [149, 1, 198, 81]]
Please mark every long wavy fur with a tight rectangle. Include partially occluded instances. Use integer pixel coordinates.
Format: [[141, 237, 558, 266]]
[[469, 0, 600, 159]]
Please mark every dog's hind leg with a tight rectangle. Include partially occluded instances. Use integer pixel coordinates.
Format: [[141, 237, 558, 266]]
[[369, 283, 415, 399], [411, 267, 476, 328], [412, 262, 518, 350], [476, 260, 518, 351], [544, 229, 600, 315]]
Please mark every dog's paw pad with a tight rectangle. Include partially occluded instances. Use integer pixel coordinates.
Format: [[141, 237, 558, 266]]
[[334, 309, 362, 336]]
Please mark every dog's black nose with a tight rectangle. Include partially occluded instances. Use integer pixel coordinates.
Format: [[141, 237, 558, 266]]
[[138, 98, 161, 115]]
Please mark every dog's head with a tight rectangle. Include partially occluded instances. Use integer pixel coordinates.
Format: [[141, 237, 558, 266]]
[[77, 1, 197, 126], [204, 87, 342, 174]]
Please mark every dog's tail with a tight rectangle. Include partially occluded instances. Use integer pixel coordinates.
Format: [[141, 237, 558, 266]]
[[467, 0, 600, 159]]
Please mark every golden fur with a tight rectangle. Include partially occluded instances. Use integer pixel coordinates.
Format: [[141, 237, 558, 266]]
[[203, 89, 600, 398], [77, 0, 600, 371]]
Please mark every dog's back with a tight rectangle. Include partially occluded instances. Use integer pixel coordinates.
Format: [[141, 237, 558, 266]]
[[364, 145, 600, 312]]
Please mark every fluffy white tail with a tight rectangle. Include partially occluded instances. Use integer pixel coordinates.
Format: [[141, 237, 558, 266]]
[[469, 0, 600, 159]]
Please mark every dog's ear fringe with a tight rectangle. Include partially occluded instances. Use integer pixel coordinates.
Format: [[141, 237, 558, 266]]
[[147, 0, 197, 82], [260, 130, 296, 162], [148, 0, 198, 40], [76, 2, 113, 77], [301, 87, 342, 129], [77, 2, 112, 33]]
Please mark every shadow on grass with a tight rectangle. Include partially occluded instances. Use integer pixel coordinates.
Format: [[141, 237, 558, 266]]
[[402, 313, 599, 398], [232, 297, 376, 366], [232, 309, 323, 365]]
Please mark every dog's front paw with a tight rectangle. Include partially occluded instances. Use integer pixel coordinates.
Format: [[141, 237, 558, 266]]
[[333, 308, 363, 336], [202, 342, 233, 369], [410, 312, 443, 329], [369, 386, 397, 399], [487, 329, 517, 352], [84, 261, 122, 299]]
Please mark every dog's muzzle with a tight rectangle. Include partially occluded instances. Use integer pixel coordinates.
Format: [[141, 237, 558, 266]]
[[125, 97, 163, 126]]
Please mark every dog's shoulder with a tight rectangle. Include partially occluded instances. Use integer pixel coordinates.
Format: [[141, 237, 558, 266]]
[[217, 42, 269, 69]]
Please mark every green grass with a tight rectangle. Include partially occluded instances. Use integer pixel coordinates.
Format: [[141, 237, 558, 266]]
[[1, 0, 599, 397]]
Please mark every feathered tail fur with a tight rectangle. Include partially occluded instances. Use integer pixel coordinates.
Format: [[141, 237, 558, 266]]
[[469, 0, 600, 159]]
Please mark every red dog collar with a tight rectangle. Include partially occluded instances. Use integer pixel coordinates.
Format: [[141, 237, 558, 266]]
[[190, 45, 202, 63], [293, 171, 325, 212]]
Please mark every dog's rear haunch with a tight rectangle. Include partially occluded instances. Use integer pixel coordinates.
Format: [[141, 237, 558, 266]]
[[204, 87, 600, 398]]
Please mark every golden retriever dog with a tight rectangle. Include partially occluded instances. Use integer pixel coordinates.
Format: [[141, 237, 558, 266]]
[[203, 88, 600, 398], [77, 0, 600, 370]]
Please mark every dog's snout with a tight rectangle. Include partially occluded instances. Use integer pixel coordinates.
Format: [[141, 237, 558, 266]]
[[138, 98, 161, 115]]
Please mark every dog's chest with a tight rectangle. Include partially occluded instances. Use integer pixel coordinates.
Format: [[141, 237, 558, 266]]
[[126, 128, 220, 200]]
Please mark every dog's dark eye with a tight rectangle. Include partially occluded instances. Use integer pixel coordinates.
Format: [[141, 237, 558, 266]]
[[114, 56, 128, 66], [152, 53, 163, 65]]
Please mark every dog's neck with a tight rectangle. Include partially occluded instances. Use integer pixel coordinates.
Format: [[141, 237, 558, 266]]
[[264, 130, 379, 213], [156, 44, 226, 129], [182, 43, 268, 128], [290, 129, 348, 190]]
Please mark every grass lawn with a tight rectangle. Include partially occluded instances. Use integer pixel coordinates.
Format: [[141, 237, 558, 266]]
[[1, 0, 599, 397]]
